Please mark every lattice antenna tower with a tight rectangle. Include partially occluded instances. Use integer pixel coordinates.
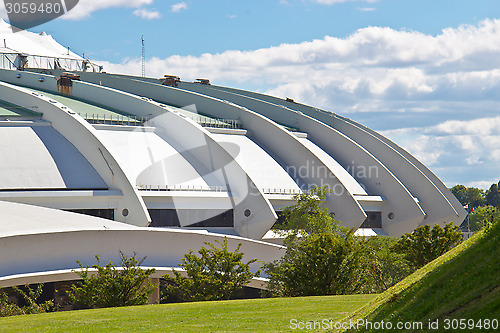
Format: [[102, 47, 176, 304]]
[[141, 35, 145, 77]]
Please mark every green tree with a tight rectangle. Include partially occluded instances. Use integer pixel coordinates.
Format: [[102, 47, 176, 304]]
[[265, 231, 366, 297], [393, 222, 463, 269], [450, 185, 467, 205], [450, 185, 486, 208], [362, 236, 413, 293], [0, 284, 53, 317], [274, 186, 338, 236], [69, 252, 156, 309], [265, 186, 369, 296], [485, 182, 500, 207], [164, 238, 258, 302], [466, 187, 486, 208], [469, 206, 500, 232]]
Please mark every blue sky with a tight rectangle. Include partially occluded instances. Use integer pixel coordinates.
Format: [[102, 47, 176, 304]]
[[35, 0, 499, 60], [2, 0, 499, 189]]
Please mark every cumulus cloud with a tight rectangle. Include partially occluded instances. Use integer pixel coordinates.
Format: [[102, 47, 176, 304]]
[[63, 0, 154, 20], [133, 8, 161, 20], [97, 19, 500, 188], [171, 2, 188, 13], [381, 115, 500, 188]]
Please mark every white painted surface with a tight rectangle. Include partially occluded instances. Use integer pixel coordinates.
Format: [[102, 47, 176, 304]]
[[96, 129, 214, 190], [0, 79, 151, 227], [0, 125, 106, 189], [211, 133, 301, 193], [298, 137, 367, 195], [0, 201, 284, 287]]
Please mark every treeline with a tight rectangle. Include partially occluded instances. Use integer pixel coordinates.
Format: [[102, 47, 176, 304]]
[[450, 180, 500, 208], [450, 180, 500, 232]]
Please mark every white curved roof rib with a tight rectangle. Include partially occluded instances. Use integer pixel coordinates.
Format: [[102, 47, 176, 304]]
[[202, 82, 466, 223], [133, 82, 424, 236], [67, 73, 369, 229], [0, 69, 277, 239], [0, 78, 151, 227], [172, 82, 466, 231]]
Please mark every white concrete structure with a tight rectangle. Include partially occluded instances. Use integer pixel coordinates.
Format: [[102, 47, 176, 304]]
[[0, 25, 466, 289]]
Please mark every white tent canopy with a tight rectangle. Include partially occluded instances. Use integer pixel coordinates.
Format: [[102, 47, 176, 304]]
[[0, 19, 81, 59], [0, 19, 99, 71]]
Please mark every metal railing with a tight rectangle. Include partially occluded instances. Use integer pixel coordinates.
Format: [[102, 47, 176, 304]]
[[196, 117, 241, 129], [261, 188, 301, 195], [1, 53, 101, 72], [79, 113, 148, 126], [138, 184, 228, 192]]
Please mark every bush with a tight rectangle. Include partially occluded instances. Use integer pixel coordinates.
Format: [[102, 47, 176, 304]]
[[0, 284, 53, 317], [265, 186, 371, 296], [164, 238, 258, 302], [393, 222, 463, 269], [265, 230, 366, 297], [362, 236, 413, 293], [469, 206, 500, 232], [68, 252, 156, 309], [273, 186, 338, 236]]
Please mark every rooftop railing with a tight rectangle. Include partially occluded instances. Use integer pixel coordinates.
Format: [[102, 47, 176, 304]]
[[261, 188, 301, 195], [137, 184, 300, 196], [197, 117, 241, 129], [138, 184, 228, 192], [79, 113, 147, 126], [1, 53, 102, 72]]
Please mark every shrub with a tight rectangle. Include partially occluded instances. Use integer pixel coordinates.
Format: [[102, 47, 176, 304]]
[[273, 186, 338, 236], [265, 230, 366, 297], [265, 186, 370, 296], [393, 222, 463, 269], [362, 236, 413, 293], [0, 284, 53, 317], [164, 238, 258, 302], [68, 252, 156, 309], [469, 206, 500, 232]]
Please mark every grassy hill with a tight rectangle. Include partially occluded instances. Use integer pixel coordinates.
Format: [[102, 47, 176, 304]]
[[2, 223, 497, 332], [346, 221, 500, 332], [0, 294, 375, 332]]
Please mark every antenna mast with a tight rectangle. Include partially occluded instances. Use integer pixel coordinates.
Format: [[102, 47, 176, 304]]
[[141, 35, 145, 77]]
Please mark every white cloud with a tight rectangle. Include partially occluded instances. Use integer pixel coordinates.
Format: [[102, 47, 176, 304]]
[[97, 19, 500, 187], [98, 19, 500, 110], [133, 8, 161, 20], [356, 7, 376, 12], [63, 0, 154, 20], [171, 2, 188, 13]]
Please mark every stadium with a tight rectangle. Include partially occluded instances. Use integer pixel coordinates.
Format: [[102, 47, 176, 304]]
[[0, 19, 466, 293]]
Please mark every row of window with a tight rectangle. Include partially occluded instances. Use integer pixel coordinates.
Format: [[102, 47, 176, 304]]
[[66, 209, 381, 229]]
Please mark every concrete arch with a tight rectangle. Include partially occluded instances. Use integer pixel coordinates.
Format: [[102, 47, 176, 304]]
[[0, 70, 276, 239], [176, 83, 465, 228], [0, 80, 150, 227], [68, 73, 369, 229]]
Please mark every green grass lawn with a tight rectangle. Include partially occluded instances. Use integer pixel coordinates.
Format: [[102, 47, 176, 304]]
[[0, 294, 376, 332]]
